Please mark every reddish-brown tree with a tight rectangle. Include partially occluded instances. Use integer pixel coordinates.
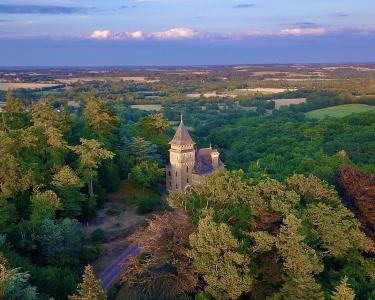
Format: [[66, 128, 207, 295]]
[[336, 166, 375, 241], [121, 211, 198, 300]]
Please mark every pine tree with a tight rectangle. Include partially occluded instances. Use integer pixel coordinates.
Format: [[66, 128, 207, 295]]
[[71, 138, 114, 196], [83, 97, 117, 138], [331, 276, 355, 300], [1, 92, 26, 130], [69, 265, 106, 300]]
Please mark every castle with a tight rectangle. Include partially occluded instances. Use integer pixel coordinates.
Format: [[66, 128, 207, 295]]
[[166, 116, 224, 193]]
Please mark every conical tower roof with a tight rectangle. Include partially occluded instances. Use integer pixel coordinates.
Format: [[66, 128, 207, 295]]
[[169, 115, 195, 146]]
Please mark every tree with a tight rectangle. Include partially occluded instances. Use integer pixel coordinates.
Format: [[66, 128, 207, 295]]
[[188, 213, 252, 300], [30, 190, 61, 224], [39, 218, 82, 258], [123, 136, 162, 164], [273, 214, 324, 300], [306, 203, 372, 257], [131, 160, 164, 191], [0, 253, 38, 300], [69, 265, 106, 300], [331, 276, 355, 300], [122, 211, 198, 300], [271, 274, 324, 300], [137, 113, 171, 135], [52, 166, 85, 218], [286, 174, 341, 206], [1, 92, 27, 130], [0, 153, 34, 199], [275, 214, 323, 277], [52, 165, 82, 187], [83, 97, 117, 138], [30, 102, 61, 131], [71, 138, 114, 196], [136, 113, 170, 154]]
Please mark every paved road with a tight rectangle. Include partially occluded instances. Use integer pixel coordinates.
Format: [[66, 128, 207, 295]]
[[99, 245, 140, 290]]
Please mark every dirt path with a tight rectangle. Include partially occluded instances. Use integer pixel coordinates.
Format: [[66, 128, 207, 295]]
[[99, 245, 140, 290]]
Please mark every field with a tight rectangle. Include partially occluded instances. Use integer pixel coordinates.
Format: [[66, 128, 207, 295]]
[[271, 98, 307, 109], [130, 104, 162, 111], [306, 104, 375, 119], [0, 82, 61, 91], [234, 87, 297, 95], [57, 76, 159, 84]]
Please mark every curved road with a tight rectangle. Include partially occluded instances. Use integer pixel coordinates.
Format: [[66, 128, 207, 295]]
[[99, 246, 140, 290]]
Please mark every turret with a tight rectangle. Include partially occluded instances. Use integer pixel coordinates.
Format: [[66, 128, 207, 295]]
[[166, 114, 195, 193]]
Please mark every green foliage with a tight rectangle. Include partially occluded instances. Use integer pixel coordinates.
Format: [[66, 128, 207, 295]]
[[56, 186, 85, 218], [135, 196, 160, 214], [123, 136, 162, 164], [1, 92, 27, 130], [90, 229, 104, 243], [306, 203, 372, 257], [83, 97, 118, 140], [131, 160, 164, 191], [210, 110, 375, 183], [98, 160, 121, 193], [188, 213, 252, 300], [30, 191, 61, 225], [0, 253, 38, 300], [52, 165, 82, 187], [69, 265, 106, 300], [39, 218, 82, 258], [331, 276, 355, 300]]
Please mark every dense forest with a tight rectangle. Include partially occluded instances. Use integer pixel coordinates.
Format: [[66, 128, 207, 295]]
[[0, 82, 375, 300], [0, 93, 167, 299]]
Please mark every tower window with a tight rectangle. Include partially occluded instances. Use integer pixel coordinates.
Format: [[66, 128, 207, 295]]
[[176, 184, 178, 189], [169, 181, 171, 187], [168, 171, 171, 176], [186, 166, 189, 173], [187, 178, 189, 183], [175, 171, 177, 176]]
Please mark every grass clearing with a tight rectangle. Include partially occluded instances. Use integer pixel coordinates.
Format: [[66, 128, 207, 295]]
[[306, 104, 375, 119]]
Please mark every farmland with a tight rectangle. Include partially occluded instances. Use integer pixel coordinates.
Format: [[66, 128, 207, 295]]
[[306, 104, 375, 119], [0, 82, 61, 91]]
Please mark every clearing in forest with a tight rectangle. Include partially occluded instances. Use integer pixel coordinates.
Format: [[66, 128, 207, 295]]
[[306, 104, 375, 119]]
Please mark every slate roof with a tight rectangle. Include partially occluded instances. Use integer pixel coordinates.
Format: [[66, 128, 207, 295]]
[[193, 148, 224, 175], [169, 118, 195, 146]]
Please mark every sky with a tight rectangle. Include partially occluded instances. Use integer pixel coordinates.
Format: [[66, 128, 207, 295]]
[[0, 0, 374, 66]]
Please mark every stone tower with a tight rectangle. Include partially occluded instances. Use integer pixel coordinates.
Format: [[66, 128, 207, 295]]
[[166, 115, 195, 193]]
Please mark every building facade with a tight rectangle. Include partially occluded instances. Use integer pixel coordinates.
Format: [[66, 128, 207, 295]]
[[166, 116, 224, 193]]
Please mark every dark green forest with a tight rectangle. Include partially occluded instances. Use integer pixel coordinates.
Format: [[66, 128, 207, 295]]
[[0, 85, 374, 300]]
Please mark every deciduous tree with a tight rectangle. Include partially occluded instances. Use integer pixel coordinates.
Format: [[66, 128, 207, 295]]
[[188, 213, 252, 300]]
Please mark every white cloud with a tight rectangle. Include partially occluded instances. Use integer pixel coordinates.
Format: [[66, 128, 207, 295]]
[[89, 27, 329, 41], [279, 27, 327, 36], [89, 27, 201, 41], [151, 28, 200, 40], [90, 30, 111, 39]]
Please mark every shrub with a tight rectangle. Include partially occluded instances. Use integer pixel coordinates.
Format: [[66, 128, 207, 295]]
[[135, 196, 159, 214], [90, 229, 104, 243], [106, 204, 123, 216]]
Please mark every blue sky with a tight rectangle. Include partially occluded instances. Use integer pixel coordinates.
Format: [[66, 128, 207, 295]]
[[0, 0, 374, 65]]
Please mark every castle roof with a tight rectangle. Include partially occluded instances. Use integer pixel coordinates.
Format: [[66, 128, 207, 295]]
[[193, 148, 224, 175], [169, 116, 195, 146]]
